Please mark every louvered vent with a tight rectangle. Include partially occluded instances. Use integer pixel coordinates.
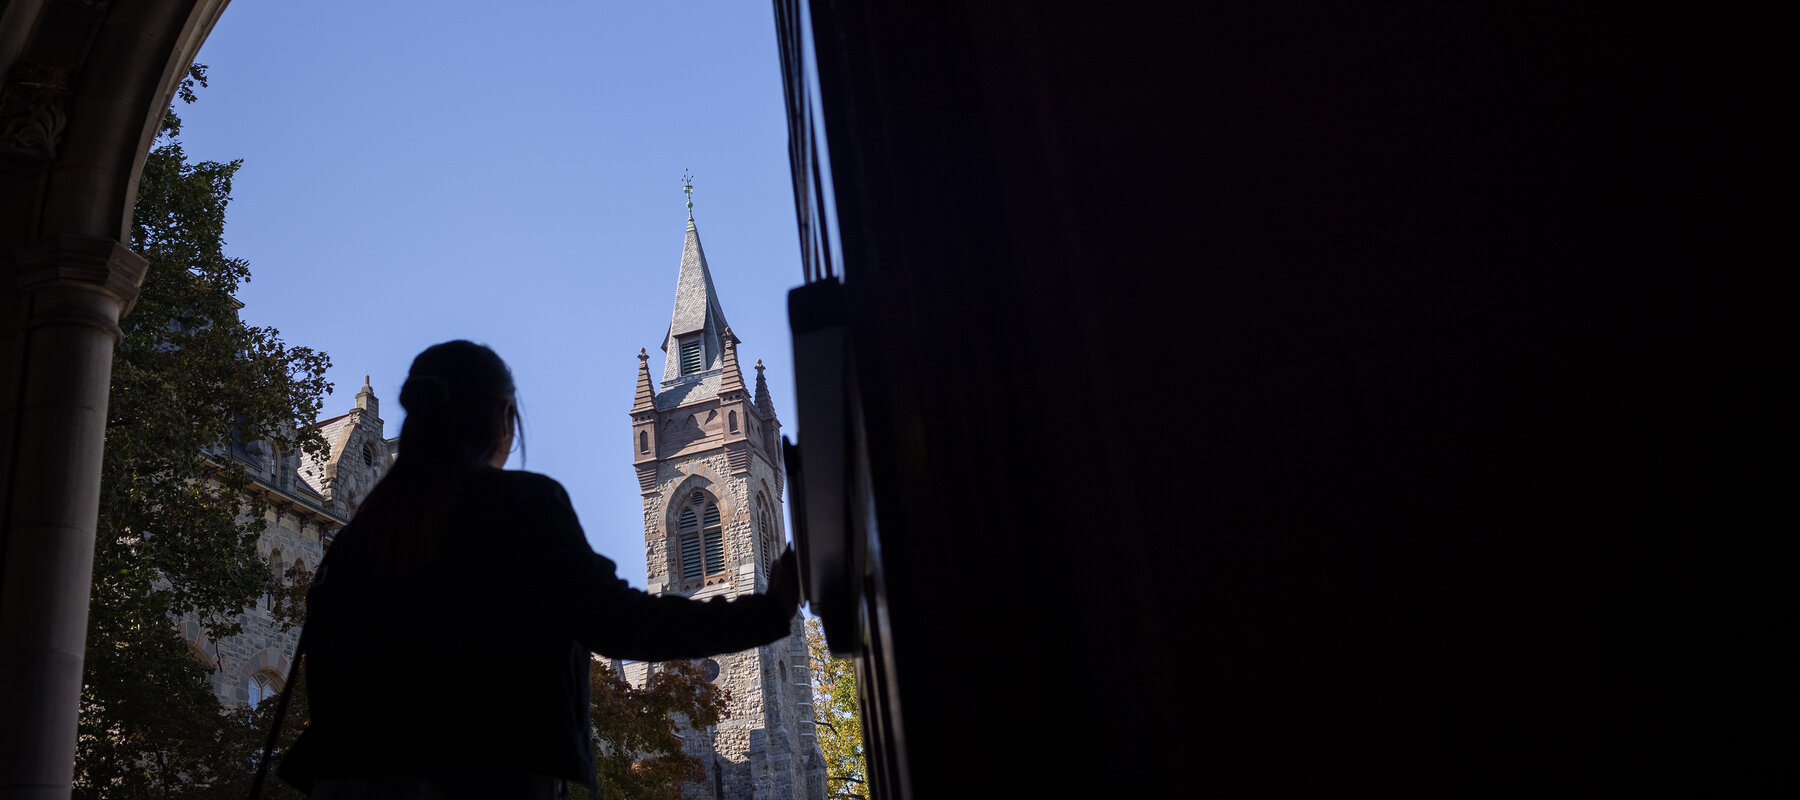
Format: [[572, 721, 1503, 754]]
[[681, 534, 703, 581], [678, 507, 702, 581], [760, 509, 777, 573], [680, 339, 703, 375], [704, 531, 725, 575], [702, 503, 724, 575]]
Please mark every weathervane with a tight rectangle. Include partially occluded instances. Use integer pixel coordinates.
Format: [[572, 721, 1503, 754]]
[[682, 169, 695, 221]]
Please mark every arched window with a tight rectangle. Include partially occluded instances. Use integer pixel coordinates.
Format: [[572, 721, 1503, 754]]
[[362, 441, 375, 467], [247, 671, 282, 708], [639, 430, 649, 453], [677, 490, 725, 586], [729, 410, 739, 433]]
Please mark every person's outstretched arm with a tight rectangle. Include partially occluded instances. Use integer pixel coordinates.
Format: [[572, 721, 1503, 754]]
[[532, 474, 801, 662]]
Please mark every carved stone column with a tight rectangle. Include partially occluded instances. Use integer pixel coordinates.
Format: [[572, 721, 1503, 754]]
[[0, 235, 144, 800]]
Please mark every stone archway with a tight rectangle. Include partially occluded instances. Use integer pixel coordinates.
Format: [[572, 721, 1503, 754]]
[[1, 3, 234, 796]]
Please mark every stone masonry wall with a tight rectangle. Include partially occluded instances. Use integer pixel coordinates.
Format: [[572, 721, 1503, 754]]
[[179, 394, 382, 709], [175, 505, 329, 704], [640, 439, 824, 799]]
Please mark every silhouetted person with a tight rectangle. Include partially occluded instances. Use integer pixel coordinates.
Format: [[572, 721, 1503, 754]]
[[276, 340, 800, 799]]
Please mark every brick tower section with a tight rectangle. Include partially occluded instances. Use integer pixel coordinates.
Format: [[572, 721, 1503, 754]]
[[630, 215, 827, 800]]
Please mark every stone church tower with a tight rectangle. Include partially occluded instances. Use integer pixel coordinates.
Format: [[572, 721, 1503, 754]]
[[626, 202, 827, 800]]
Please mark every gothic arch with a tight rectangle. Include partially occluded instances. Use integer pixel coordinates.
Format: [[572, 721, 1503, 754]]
[[177, 618, 217, 665], [663, 461, 743, 523], [241, 646, 292, 677], [237, 646, 292, 704], [669, 485, 728, 590], [663, 473, 718, 526], [661, 462, 756, 588], [1, 1, 233, 250]]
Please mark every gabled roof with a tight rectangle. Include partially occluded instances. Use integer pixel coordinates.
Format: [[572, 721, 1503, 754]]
[[307, 413, 350, 430]]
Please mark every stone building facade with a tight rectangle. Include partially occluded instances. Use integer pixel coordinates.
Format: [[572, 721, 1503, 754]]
[[176, 377, 393, 707], [618, 212, 827, 800]]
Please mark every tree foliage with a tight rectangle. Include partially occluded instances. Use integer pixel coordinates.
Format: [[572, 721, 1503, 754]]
[[576, 659, 731, 800], [806, 618, 868, 800], [74, 63, 330, 799]]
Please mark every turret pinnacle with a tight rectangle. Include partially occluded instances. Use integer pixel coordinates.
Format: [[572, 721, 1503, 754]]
[[354, 374, 378, 415], [754, 359, 777, 422], [632, 348, 656, 413], [719, 326, 746, 395]]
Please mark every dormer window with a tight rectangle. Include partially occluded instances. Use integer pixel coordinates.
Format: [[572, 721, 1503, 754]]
[[678, 336, 704, 375]]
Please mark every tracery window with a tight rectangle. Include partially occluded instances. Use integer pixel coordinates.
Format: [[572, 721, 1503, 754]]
[[677, 490, 725, 586], [247, 671, 282, 707]]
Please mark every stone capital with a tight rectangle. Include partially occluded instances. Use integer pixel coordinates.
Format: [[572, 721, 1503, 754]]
[[13, 235, 148, 340]]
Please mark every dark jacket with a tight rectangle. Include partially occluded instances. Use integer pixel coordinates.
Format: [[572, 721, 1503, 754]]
[[282, 467, 796, 793]]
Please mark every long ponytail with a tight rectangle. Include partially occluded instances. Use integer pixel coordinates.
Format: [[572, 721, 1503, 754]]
[[348, 341, 521, 576]]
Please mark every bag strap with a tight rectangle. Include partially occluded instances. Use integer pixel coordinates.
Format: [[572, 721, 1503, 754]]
[[246, 625, 306, 799], [248, 543, 335, 799]]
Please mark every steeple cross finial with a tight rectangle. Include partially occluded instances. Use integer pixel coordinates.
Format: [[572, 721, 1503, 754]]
[[682, 168, 695, 221]]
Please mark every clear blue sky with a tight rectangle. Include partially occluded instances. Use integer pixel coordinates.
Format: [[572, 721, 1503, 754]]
[[177, 1, 803, 588]]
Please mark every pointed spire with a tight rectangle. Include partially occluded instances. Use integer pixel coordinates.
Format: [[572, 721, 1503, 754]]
[[632, 348, 656, 413], [719, 327, 745, 395], [754, 359, 777, 422], [660, 205, 733, 386]]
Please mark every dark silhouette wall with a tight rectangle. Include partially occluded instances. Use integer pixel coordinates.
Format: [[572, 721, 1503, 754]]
[[788, 1, 1760, 796]]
